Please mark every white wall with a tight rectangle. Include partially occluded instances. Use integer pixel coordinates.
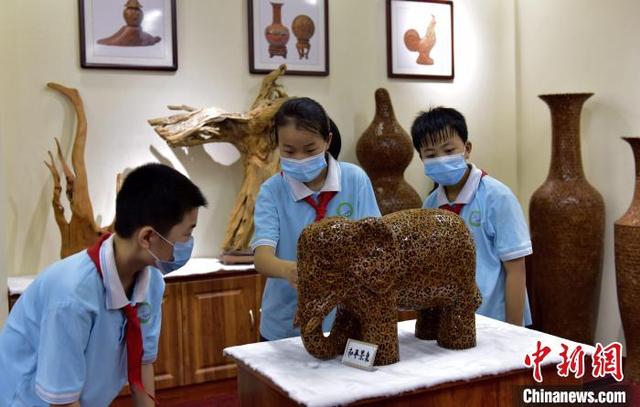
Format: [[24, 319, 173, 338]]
[[0, 0, 17, 324], [1, 0, 518, 279], [515, 0, 640, 347]]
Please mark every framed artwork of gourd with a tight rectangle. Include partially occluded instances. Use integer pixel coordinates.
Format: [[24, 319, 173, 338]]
[[248, 0, 329, 76], [386, 0, 454, 80], [79, 0, 178, 71]]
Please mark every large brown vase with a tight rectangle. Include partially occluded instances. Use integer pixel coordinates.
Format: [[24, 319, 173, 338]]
[[615, 137, 640, 383], [265, 2, 289, 58], [356, 88, 422, 215], [97, 0, 161, 47], [527, 93, 604, 345]]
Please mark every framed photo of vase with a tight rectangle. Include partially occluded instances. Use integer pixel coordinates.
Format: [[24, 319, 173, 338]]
[[248, 0, 329, 76], [386, 0, 454, 80], [79, 0, 178, 71]]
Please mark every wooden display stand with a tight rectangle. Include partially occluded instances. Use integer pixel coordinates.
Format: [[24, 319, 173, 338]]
[[233, 360, 578, 406], [224, 315, 600, 407]]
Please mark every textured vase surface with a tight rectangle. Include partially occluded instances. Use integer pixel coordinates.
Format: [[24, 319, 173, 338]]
[[527, 93, 604, 345], [356, 88, 421, 215]]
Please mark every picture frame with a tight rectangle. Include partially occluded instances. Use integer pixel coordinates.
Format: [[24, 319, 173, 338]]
[[79, 0, 178, 71], [386, 0, 454, 80], [248, 0, 329, 76]]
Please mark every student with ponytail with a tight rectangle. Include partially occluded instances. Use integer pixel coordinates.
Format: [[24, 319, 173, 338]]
[[251, 97, 381, 341]]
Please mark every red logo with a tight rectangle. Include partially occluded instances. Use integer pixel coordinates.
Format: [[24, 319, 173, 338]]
[[524, 341, 624, 383], [524, 340, 552, 383], [557, 343, 585, 379], [592, 342, 624, 382]]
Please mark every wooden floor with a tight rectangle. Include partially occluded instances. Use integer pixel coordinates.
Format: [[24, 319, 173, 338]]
[[111, 379, 239, 407]]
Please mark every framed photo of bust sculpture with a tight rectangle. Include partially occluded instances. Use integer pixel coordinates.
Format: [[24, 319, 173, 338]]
[[387, 0, 454, 80], [79, 0, 178, 71], [248, 0, 329, 76]]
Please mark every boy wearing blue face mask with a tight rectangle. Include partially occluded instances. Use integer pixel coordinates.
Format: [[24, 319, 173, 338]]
[[251, 97, 381, 341], [0, 163, 206, 407], [411, 107, 532, 327]]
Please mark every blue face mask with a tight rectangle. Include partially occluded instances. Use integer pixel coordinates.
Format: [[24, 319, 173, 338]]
[[423, 153, 468, 186], [280, 152, 328, 183], [148, 231, 194, 275]]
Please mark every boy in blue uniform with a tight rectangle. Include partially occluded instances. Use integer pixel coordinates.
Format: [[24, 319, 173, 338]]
[[0, 164, 207, 406], [411, 107, 532, 326], [252, 97, 381, 341]]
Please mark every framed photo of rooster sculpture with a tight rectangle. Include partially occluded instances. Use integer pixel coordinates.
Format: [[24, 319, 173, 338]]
[[248, 0, 329, 76], [387, 0, 454, 80]]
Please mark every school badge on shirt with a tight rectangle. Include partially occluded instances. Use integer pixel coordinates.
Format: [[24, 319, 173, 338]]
[[137, 302, 152, 324], [469, 210, 482, 227], [336, 201, 354, 218]]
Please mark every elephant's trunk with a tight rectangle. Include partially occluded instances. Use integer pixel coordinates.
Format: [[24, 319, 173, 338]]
[[296, 293, 344, 359]]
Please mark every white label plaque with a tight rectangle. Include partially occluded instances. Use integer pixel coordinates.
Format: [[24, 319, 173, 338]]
[[341, 338, 378, 371]]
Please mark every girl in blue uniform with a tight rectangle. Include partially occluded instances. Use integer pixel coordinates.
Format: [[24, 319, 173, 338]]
[[251, 97, 381, 341]]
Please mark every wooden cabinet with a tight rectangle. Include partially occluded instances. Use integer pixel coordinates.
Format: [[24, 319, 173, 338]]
[[154, 281, 184, 389], [181, 274, 263, 384], [153, 271, 264, 389], [116, 270, 264, 395]]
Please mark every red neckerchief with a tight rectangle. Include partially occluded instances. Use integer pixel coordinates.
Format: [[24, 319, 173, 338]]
[[280, 171, 337, 222], [304, 191, 338, 222], [87, 233, 158, 405], [439, 170, 488, 215]]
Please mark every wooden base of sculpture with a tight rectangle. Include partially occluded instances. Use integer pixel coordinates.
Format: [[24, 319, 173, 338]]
[[234, 360, 582, 407]]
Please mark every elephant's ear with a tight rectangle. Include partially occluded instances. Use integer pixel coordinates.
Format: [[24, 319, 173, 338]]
[[350, 217, 397, 295]]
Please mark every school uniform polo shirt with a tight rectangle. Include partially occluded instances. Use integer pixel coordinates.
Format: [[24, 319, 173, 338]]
[[423, 163, 533, 325], [251, 155, 381, 340], [0, 235, 164, 406]]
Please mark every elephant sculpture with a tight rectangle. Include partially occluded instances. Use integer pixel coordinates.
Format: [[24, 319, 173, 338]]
[[293, 208, 481, 365]]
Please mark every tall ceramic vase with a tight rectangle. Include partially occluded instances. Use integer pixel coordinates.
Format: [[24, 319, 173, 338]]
[[527, 93, 604, 345], [265, 2, 289, 58], [356, 88, 422, 215], [615, 137, 640, 383]]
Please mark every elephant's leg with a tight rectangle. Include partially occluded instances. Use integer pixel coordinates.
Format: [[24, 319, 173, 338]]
[[415, 307, 441, 340], [361, 301, 399, 365], [437, 303, 476, 349], [330, 307, 361, 353]]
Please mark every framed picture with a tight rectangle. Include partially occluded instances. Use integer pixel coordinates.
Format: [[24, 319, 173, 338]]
[[386, 0, 454, 80], [248, 0, 329, 76], [79, 0, 178, 71]]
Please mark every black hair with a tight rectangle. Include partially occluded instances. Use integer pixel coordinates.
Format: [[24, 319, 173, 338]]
[[411, 107, 469, 152], [273, 97, 342, 159], [114, 163, 207, 238]]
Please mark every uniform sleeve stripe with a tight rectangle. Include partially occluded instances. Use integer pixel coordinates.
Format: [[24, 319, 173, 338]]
[[499, 246, 533, 262], [35, 383, 81, 404], [250, 239, 277, 251]]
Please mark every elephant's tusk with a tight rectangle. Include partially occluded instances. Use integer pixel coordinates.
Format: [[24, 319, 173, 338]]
[[303, 317, 322, 335]]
